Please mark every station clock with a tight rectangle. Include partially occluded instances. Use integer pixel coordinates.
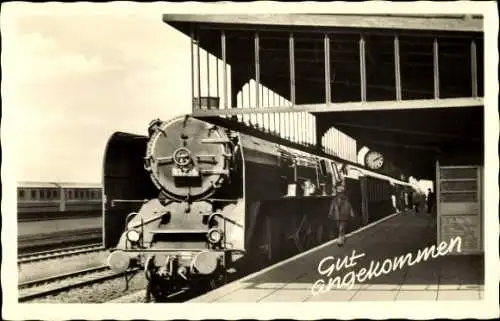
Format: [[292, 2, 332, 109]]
[[364, 150, 385, 170]]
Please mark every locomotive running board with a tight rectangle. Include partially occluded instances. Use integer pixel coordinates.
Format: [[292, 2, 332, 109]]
[[149, 230, 208, 234], [113, 248, 246, 254]]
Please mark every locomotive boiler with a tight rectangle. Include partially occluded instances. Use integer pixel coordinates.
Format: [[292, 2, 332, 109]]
[[102, 114, 413, 301]]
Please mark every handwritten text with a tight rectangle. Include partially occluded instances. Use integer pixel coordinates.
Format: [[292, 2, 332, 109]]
[[311, 236, 462, 295]]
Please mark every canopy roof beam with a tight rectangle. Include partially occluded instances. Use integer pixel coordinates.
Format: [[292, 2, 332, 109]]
[[191, 97, 483, 116], [163, 14, 483, 33]]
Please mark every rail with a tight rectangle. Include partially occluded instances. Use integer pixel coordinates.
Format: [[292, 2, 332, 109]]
[[18, 266, 138, 302], [18, 243, 105, 264]]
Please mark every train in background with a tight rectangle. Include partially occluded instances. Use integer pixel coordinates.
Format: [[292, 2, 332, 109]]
[[103, 114, 417, 301], [17, 182, 102, 220]]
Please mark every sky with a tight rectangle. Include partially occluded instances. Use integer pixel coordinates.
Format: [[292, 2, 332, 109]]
[[3, 5, 194, 183]]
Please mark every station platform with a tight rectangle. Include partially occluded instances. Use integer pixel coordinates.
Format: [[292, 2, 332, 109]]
[[191, 210, 484, 302]]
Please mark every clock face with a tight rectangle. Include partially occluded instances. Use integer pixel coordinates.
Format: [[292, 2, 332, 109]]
[[365, 151, 384, 170]]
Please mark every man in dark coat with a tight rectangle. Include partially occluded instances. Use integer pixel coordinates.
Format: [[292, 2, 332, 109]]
[[328, 185, 356, 247]]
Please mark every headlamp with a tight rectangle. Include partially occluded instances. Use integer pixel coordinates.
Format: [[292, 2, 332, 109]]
[[207, 228, 223, 244], [126, 229, 141, 243]]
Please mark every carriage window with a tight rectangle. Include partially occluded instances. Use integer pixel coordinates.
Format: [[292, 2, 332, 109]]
[[318, 159, 328, 177], [331, 161, 342, 185], [69, 190, 73, 199], [52, 190, 58, 198], [18, 190, 25, 199], [31, 190, 36, 199]]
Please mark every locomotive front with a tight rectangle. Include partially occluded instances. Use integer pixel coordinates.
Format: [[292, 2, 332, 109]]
[[104, 115, 244, 299]]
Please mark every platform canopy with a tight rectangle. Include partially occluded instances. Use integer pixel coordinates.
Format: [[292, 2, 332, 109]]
[[163, 14, 484, 180]]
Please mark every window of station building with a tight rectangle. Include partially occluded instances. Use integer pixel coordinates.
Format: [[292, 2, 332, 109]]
[[399, 36, 434, 100], [294, 32, 325, 105], [328, 33, 362, 102]]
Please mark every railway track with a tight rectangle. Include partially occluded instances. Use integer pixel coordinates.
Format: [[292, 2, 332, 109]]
[[18, 265, 136, 302], [18, 228, 102, 256], [18, 243, 105, 264]]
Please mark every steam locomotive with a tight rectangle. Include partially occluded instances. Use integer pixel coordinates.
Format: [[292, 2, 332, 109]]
[[103, 114, 414, 301]]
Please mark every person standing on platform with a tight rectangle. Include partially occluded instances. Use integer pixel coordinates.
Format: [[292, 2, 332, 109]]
[[419, 191, 426, 214], [328, 185, 356, 247], [408, 190, 413, 212], [412, 190, 419, 213], [427, 188, 435, 214]]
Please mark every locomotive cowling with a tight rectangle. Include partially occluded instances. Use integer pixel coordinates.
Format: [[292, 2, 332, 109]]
[[103, 115, 245, 300]]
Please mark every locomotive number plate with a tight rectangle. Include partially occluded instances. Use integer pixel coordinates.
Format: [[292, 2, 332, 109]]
[[172, 167, 200, 177]]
